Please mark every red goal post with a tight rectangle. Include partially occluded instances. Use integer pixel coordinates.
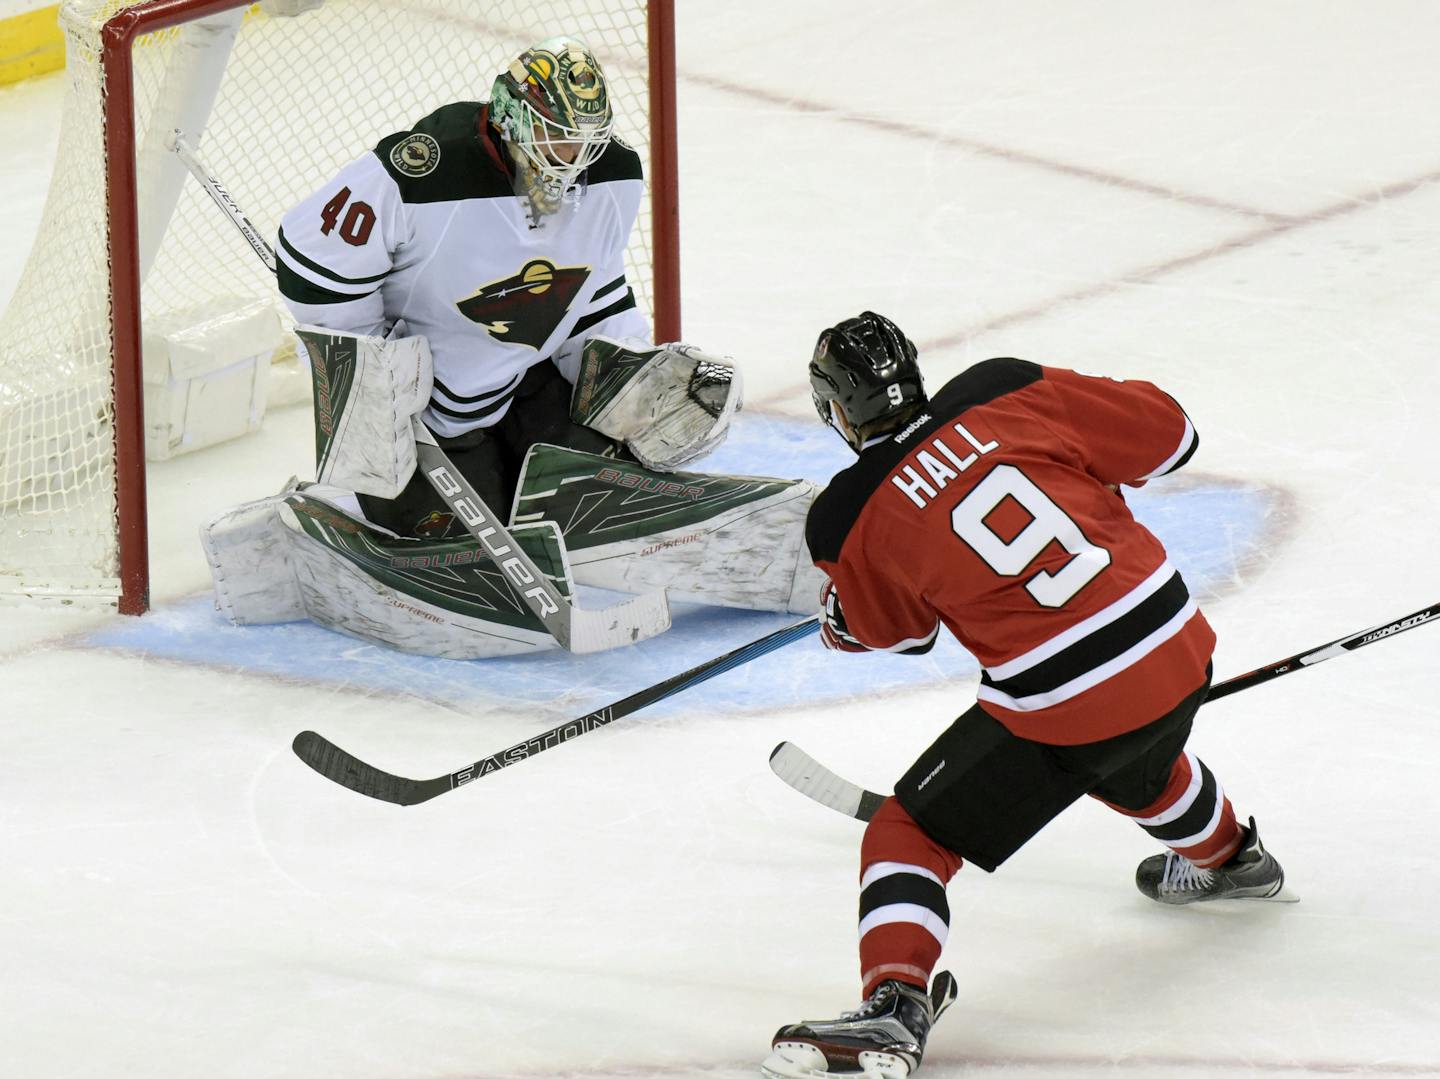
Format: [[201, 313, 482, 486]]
[[0, 0, 679, 615]]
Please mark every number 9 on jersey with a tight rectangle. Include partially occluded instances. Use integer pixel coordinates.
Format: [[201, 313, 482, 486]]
[[950, 464, 1112, 608]]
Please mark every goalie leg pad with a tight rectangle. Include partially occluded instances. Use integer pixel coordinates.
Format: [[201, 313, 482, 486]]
[[202, 488, 575, 658], [295, 326, 433, 499], [570, 336, 742, 471], [512, 444, 825, 614], [202, 492, 306, 625]]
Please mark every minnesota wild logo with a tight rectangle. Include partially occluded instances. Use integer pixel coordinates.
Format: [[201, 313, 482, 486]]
[[455, 259, 589, 349], [389, 133, 439, 177]]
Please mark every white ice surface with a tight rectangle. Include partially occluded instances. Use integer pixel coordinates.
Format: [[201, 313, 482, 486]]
[[3, 3, 1440, 1077]]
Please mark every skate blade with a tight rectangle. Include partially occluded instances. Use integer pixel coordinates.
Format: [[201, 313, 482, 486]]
[[763, 1042, 911, 1079], [762, 1043, 827, 1079], [1152, 883, 1301, 906], [1250, 883, 1300, 903], [1214, 884, 1300, 903]]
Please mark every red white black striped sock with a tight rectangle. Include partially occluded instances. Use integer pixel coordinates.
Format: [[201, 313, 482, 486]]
[[1101, 749, 1243, 868], [857, 797, 963, 997]]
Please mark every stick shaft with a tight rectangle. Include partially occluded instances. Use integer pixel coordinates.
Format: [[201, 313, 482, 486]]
[[452, 616, 819, 786], [773, 600, 1440, 822], [411, 429, 576, 651], [1204, 600, 1440, 702], [294, 617, 821, 805], [168, 130, 276, 273]]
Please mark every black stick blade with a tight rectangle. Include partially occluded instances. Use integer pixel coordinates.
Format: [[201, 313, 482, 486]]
[[291, 731, 447, 807]]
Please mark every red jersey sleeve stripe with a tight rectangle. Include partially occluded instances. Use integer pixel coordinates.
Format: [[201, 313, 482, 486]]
[[866, 621, 941, 653], [1139, 412, 1198, 480]]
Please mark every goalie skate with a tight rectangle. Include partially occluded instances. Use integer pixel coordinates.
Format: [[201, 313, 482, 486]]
[[762, 973, 956, 1079], [1136, 816, 1298, 904]]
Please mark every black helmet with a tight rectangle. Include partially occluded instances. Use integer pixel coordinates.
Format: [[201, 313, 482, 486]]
[[809, 311, 926, 451]]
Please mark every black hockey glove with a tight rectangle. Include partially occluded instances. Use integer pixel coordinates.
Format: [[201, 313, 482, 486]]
[[819, 578, 870, 653]]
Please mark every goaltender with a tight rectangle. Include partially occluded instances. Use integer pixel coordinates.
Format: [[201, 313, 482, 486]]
[[202, 37, 824, 657]]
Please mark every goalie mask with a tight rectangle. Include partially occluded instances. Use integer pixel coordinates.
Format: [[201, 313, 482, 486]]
[[810, 311, 926, 452], [490, 37, 614, 220]]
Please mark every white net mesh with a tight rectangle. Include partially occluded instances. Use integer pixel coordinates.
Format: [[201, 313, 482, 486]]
[[0, 0, 666, 603]]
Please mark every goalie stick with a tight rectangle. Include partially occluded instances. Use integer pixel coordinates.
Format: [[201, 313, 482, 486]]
[[771, 599, 1440, 822], [293, 616, 820, 805], [168, 129, 669, 653]]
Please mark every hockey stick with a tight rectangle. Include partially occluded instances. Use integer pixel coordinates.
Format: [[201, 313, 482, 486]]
[[168, 129, 670, 653], [771, 599, 1440, 822], [405, 417, 668, 652], [293, 616, 821, 805]]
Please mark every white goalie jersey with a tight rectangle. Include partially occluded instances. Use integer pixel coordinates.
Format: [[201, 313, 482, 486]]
[[276, 101, 651, 438]]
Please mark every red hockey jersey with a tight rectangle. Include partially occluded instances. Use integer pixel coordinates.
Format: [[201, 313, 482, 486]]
[[806, 358, 1215, 745]]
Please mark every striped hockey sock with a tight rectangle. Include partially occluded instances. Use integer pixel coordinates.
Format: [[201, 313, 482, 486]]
[[857, 798, 964, 997], [1101, 750, 1244, 868]]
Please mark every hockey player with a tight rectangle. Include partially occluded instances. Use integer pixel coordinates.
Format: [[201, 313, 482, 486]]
[[202, 36, 821, 657], [761, 312, 1290, 1079], [275, 35, 728, 537]]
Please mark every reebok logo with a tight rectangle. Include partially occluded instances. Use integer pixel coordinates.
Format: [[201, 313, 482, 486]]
[[892, 414, 932, 445]]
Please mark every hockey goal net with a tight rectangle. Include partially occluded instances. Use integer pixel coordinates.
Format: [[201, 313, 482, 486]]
[[0, 0, 678, 614]]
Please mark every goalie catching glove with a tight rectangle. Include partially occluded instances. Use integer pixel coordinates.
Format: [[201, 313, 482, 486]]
[[570, 336, 742, 470]]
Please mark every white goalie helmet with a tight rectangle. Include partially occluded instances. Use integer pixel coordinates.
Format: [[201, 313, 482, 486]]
[[490, 36, 615, 216]]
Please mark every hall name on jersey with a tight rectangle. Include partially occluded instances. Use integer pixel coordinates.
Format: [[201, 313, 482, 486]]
[[891, 420, 1000, 509]]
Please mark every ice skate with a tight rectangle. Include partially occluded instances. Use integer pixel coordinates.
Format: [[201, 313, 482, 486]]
[[1136, 816, 1297, 904], [761, 972, 956, 1078]]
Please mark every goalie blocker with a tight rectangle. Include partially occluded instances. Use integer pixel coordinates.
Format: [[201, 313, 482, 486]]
[[293, 325, 433, 499]]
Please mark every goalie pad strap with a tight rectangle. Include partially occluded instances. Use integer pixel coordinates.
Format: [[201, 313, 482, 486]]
[[295, 326, 433, 499], [571, 337, 742, 471]]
